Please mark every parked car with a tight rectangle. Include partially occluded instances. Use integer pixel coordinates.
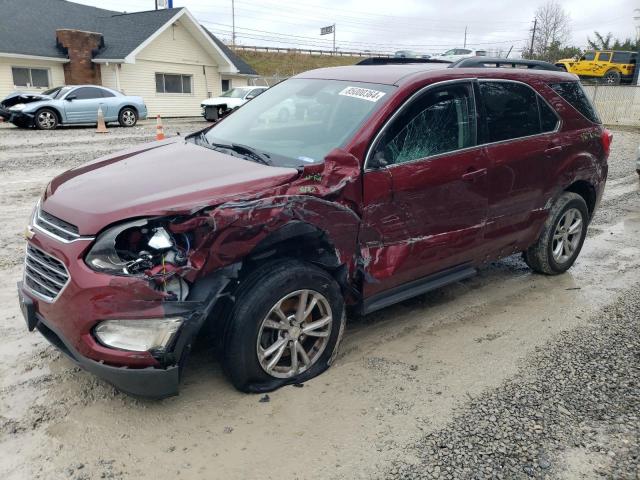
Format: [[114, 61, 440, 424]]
[[201, 86, 267, 121], [18, 65, 611, 398], [0, 85, 147, 129], [394, 50, 419, 58], [432, 48, 487, 62], [555, 50, 637, 85]]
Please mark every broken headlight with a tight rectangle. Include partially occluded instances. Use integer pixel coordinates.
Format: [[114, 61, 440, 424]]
[[9, 103, 26, 111], [85, 218, 193, 300]]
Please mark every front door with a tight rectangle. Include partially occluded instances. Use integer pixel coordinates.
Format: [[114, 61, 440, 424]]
[[360, 81, 489, 297], [63, 87, 106, 123]]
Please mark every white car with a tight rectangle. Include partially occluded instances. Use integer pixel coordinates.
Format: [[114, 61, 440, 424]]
[[201, 86, 267, 121], [432, 48, 487, 62]]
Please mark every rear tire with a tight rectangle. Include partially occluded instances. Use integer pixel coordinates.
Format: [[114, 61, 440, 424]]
[[118, 107, 138, 127], [603, 69, 621, 85], [222, 259, 345, 393], [523, 192, 589, 275], [35, 108, 58, 130]]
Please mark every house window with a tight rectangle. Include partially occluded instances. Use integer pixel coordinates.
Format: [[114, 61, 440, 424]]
[[221, 79, 230, 92], [12, 67, 50, 88], [155, 73, 192, 94]]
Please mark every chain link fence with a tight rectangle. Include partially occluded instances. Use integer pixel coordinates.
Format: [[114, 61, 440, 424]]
[[582, 84, 640, 127]]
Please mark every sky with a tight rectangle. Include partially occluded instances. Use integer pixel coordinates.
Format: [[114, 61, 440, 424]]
[[73, 0, 639, 56]]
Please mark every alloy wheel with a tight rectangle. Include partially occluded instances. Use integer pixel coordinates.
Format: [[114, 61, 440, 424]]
[[37, 111, 56, 129], [122, 110, 136, 126], [256, 289, 332, 379], [552, 208, 583, 264]]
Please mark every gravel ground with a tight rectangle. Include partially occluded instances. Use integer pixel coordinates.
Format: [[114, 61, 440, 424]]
[[0, 121, 638, 480], [383, 284, 640, 480]]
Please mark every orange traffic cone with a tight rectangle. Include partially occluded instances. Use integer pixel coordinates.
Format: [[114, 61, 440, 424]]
[[96, 106, 108, 133], [155, 114, 166, 141]]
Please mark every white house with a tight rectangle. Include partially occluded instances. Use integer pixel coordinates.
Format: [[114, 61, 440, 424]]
[[0, 0, 258, 116]]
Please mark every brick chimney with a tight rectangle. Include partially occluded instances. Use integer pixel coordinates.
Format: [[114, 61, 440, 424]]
[[56, 29, 104, 85]]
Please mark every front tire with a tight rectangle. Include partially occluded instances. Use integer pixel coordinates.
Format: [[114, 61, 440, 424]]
[[222, 259, 345, 393], [35, 108, 58, 130], [523, 192, 589, 275], [118, 107, 138, 127]]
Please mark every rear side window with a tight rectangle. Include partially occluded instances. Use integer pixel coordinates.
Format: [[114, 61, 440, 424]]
[[538, 97, 559, 131], [549, 82, 601, 124], [479, 81, 548, 142], [611, 52, 635, 64]]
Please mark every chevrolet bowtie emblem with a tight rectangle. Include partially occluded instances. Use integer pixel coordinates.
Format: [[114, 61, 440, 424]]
[[24, 225, 35, 240]]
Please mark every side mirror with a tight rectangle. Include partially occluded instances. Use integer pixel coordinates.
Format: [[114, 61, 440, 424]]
[[368, 150, 389, 169], [66, 95, 77, 101], [246, 94, 256, 100]]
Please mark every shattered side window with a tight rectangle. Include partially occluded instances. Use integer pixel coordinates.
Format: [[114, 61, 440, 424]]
[[374, 82, 476, 165]]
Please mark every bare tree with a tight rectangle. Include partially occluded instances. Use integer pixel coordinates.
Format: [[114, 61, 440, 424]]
[[532, 1, 571, 61]]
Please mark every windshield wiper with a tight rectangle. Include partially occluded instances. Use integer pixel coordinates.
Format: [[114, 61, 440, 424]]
[[227, 143, 272, 165], [190, 133, 272, 165]]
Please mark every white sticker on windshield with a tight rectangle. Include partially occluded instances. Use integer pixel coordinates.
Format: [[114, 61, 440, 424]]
[[338, 86, 386, 102]]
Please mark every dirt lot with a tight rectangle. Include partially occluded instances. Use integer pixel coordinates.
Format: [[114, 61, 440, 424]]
[[0, 119, 638, 480]]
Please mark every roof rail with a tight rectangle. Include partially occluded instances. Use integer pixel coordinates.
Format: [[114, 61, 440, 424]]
[[448, 57, 562, 71], [356, 57, 453, 66]]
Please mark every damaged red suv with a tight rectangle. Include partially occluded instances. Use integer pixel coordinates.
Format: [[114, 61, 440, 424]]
[[18, 64, 610, 398]]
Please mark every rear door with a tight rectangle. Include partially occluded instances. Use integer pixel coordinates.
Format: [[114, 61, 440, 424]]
[[63, 87, 106, 123], [477, 80, 561, 257], [361, 80, 489, 295]]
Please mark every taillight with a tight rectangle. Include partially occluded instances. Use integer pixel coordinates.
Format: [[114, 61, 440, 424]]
[[601, 128, 613, 161]]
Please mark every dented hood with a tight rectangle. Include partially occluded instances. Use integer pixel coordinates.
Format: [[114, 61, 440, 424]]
[[43, 138, 300, 235], [1, 91, 51, 107]]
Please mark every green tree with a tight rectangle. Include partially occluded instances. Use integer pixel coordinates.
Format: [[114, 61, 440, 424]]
[[587, 31, 613, 50], [587, 31, 639, 51]]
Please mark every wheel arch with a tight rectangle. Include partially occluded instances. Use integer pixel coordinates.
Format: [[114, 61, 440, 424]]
[[565, 180, 596, 217], [244, 221, 345, 278], [35, 106, 62, 124], [119, 105, 138, 115]]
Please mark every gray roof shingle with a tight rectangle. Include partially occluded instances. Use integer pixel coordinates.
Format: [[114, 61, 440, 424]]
[[0, 0, 256, 75]]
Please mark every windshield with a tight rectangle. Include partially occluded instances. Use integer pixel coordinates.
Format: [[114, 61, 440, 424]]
[[220, 88, 248, 98], [42, 86, 71, 99], [202, 78, 395, 168]]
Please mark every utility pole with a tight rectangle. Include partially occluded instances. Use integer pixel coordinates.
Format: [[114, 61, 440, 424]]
[[231, 0, 236, 47], [529, 18, 537, 57], [463, 26, 467, 48]]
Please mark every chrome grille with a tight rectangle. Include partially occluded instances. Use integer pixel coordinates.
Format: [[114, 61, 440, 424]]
[[34, 208, 80, 242], [24, 245, 70, 302]]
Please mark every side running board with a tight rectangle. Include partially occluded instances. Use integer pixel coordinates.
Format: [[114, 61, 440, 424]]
[[361, 264, 477, 315]]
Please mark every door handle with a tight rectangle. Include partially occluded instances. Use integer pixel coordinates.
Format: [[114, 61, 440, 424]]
[[461, 168, 487, 182], [544, 145, 563, 154]]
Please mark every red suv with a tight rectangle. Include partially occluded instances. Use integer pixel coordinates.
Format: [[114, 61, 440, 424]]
[[18, 65, 611, 398]]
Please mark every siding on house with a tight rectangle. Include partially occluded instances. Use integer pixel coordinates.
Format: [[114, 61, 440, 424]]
[[224, 75, 250, 88], [101, 19, 223, 117], [0, 57, 65, 97]]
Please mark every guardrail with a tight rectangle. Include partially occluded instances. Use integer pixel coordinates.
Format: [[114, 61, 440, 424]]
[[232, 45, 392, 57]]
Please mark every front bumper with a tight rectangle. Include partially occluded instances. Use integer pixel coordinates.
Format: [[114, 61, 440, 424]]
[[19, 284, 181, 398], [18, 232, 238, 398], [0, 106, 33, 125]]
